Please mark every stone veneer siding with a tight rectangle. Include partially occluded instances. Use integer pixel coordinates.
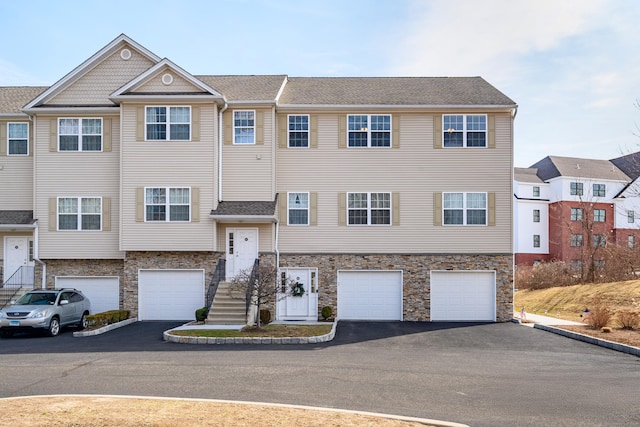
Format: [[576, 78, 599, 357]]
[[123, 251, 224, 316], [279, 253, 514, 322], [42, 259, 125, 306]]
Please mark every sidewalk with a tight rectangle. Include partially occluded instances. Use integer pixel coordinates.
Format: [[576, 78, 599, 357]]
[[514, 312, 583, 327]]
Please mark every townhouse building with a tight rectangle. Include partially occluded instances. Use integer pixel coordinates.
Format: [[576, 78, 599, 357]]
[[514, 153, 640, 269], [1, 34, 516, 322]]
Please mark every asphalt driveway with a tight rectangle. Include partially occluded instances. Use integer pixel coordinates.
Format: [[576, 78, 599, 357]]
[[0, 321, 639, 427]]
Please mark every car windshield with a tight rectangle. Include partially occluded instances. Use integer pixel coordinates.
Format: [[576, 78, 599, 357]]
[[14, 292, 58, 305]]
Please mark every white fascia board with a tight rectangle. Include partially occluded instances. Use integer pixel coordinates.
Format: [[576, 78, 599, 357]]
[[24, 34, 161, 110], [0, 224, 37, 230], [274, 76, 289, 104], [275, 104, 517, 111], [109, 94, 223, 103], [0, 113, 29, 119], [227, 100, 277, 106], [209, 215, 277, 223], [111, 58, 226, 102], [22, 106, 120, 115]]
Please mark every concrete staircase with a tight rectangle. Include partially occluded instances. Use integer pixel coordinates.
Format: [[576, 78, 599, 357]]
[[0, 287, 30, 309], [205, 281, 247, 325]]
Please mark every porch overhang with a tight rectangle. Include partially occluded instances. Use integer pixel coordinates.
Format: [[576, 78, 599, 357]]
[[209, 199, 278, 224], [209, 215, 277, 223], [0, 211, 36, 231]]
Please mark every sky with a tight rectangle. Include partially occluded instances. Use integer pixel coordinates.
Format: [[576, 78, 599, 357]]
[[1, 0, 639, 167]]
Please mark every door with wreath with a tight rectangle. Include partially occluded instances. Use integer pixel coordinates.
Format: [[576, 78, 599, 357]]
[[277, 267, 318, 321]]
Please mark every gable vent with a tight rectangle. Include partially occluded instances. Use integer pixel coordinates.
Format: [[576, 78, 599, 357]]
[[120, 48, 132, 60], [162, 73, 174, 85]]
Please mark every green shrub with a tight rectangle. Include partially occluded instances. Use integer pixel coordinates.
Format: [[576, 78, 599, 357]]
[[321, 306, 333, 320], [195, 307, 208, 322], [86, 310, 130, 328], [260, 309, 271, 325]]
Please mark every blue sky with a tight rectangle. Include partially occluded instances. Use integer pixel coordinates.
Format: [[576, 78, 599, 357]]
[[1, 0, 638, 167]]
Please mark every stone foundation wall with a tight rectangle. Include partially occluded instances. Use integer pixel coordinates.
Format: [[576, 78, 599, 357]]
[[123, 251, 224, 316], [279, 253, 514, 322]]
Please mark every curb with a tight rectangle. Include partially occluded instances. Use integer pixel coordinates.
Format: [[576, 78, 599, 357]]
[[73, 318, 138, 337], [163, 320, 337, 344], [0, 394, 469, 427], [533, 324, 640, 357]]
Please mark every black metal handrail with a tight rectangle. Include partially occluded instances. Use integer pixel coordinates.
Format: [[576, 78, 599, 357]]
[[205, 258, 225, 314], [0, 285, 24, 309], [1, 266, 35, 288], [245, 259, 260, 315]]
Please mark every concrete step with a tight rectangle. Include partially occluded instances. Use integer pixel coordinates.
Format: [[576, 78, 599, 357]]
[[206, 281, 247, 325]]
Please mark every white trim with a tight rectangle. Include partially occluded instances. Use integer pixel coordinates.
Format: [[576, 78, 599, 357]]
[[442, 191, 488, 226], [337, 269, 403, 321], [346, 192, 392, 226], [56, 196, 103, 231], [286, 114, 310, 148], [442, 113, 487, 148], [120, 48, 132, 60], [232, 110, 256, 145], [143, 186, 191, 223], [161, 73, 174, 85], [430, 270, 496, 322], [346, 114, 392, 148], [7, 122, 29, 156], [57, 117, 103, 152], [287, 191, 310, 226], [144, 106, 191, 141]]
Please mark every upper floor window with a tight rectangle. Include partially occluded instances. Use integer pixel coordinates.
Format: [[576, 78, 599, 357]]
[[533, 234, 540, 248], [443, 192, 487, 225], [145, 187, 190, 222], [533, 209, 540, 223], [146, 106, 190, 141], [8, 123, 28, 155], [593, 183, 606, 197], [628, 235, 635, 248], [288, 192, 309, 225], [570, 208, 583, 221], [532, 186, 540, 197], [58, 197, 101, 230], [570, 182, 583, 196], [59, 118, 102, 151], [628, 210, 635, 223], [594, 209, 606, 222], [234, 110, 255, 144], [347, 115, 391, 147], [348, 192, 391, 225], [570, 233, 583, 247], [593, 234, 606, 247], [288, 115, 309, 148], [443, 114, 487, 148]]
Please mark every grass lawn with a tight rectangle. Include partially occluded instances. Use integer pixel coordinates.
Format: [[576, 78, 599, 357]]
[[169, 324, 332, 338]]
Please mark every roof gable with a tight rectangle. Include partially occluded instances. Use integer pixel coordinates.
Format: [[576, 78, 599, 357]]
[[24, 34, 161, 110], [531, 155, 630, 182]]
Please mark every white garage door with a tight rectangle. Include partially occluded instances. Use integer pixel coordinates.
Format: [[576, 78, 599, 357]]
[[55, 276, 119, 315], [138, 269, 204, 320], [430, 271, 496, 321], [337, 271, 402, 320]]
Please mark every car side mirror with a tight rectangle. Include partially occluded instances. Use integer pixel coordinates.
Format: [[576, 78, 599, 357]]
[[59, 300, 69, 306]]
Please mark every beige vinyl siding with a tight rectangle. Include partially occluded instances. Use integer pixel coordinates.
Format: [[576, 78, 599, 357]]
[[136, 71, 206, 93], [222, 108, 274, 200], [276, 112, 513, 254], [120, 104, 216, 251], [48, 45, 156, 106], [215, 223, 274, 253], [0, 121, 33, 210], [34, 115, 122, 259]]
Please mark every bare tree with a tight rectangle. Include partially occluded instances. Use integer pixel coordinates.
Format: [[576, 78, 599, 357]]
[[227, 262, 296, 328]]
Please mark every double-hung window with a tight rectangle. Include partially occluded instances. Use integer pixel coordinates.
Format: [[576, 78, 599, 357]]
[[533, 235, 540, 248], [58, 197, 101, 230], [348, 192, 391, 225], [533, 186, 540, 197], [594, 209, 606, 222], [443, 192, 487, 225], [628, 210, 635, 223], [347, 115, 391, 147], [145, 187, 190, 222], [628, 235, 635, 248], [443, 114, 487, 147], [570, 182, 583, 196], [533, 209, 540, 223], [593, 183, 606, 197], [570, 208, 583, 221], [146, 106, 190, 140], [234, 110, 255, 144], [570, 234, 583, 247], [594, 234, 606, 247], [59, 118, 102, 151], [288, 192, 309, 225], [8, 123, 29, 155], [288, 115, 309, 148]]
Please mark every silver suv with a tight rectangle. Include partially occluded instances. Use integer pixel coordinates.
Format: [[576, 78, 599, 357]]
[[0, 289, 91, 337]]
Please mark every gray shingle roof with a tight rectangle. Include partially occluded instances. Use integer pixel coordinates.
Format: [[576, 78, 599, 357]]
[[0, 87, 48, 114], [610, 152, 640, 180], [530, 155, 630, 181], [210, 200, 277, 216], [196, 75, 287, 102], [0, 210, 34, 225], [277, 77, 516, 106], [514, 167, 543, 183]]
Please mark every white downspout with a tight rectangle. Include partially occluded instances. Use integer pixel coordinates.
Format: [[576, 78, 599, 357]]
[[218, 102, 228, 202]]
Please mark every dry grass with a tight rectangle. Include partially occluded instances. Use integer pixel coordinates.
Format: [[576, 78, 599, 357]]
[[555, 325, 640, 348], [0, 396, 437, 427]]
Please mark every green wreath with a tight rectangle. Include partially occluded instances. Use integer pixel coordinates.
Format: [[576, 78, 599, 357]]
[[291, 282, 305, 297]]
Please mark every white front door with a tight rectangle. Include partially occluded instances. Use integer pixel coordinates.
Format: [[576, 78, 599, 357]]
[[4, 237, 34, 287], [277, 268, 318, 321], [226, 228, 259, 280]]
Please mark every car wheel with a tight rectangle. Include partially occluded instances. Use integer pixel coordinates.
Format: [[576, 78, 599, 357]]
[[47, 317, 61, 337], [79, 312, 89, 330], [0, 330, 13, 338]]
